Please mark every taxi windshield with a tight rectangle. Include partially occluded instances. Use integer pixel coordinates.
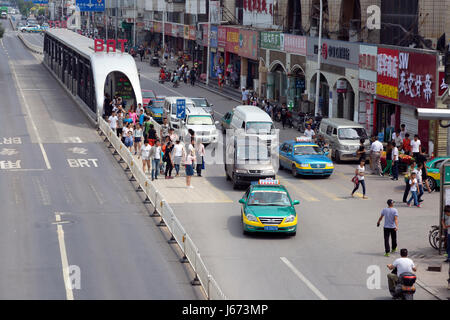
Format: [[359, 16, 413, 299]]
[[187, 115, 214, 125], [151, 101, 164, 109], [248, 191, 291, 206], [338, 128, 368, 140], [294, 145, 322, 155]]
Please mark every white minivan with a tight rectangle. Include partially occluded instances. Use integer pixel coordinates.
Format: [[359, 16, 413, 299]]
[[180, 109, 219, 145], [230, 105, 274, 135]]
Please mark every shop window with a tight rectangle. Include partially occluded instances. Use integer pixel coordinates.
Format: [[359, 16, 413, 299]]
[[310, 0, 329, 37], [286, 0, 303, 35], [380, 0, 418, 46], [338, 0, 361, 41]]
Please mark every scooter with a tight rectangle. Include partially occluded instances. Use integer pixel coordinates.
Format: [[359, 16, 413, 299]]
[[390, 272, 417, 300]]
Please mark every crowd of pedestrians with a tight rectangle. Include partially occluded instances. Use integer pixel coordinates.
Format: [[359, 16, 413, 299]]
[[104, 93, 206, 188]]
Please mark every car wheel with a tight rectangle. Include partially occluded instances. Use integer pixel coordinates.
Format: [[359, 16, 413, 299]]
[[232, 174, 238, 189], [291, 165, 298, 177], [426, 177, 436, 192], [334, 151, 341, 163]]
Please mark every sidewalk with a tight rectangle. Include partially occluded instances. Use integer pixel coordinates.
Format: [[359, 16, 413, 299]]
[[414, 253, 450, 300]]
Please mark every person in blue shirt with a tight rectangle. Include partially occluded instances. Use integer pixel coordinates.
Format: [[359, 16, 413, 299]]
[[139, 109, 146, 126]]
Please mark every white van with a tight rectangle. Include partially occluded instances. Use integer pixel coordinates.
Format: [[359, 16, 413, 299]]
[[180, 109, 219, 145], [318, 118, 370, 162], [230, 105, 274, 135], [163, 97, 196, 130]]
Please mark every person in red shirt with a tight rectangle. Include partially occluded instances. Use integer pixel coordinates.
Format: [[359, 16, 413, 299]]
[[402, 133, 411, 156]]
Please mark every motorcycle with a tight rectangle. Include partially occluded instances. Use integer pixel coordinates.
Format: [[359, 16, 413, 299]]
[[390, 271, 417, 300], [159, 72, 166, 84]]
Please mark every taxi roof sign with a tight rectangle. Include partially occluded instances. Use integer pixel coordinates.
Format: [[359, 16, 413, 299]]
[[258, 179, 280, 185], [295, 136, 312, 142]]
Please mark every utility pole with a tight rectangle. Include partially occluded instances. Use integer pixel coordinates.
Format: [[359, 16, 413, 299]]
[[105, 0, 108, 40], [115, 0, 118, 41], [133, 0, 136, 47], [162, 2, 165, 54], [205, 0, 211, 85], [314, 0, 323, 117]]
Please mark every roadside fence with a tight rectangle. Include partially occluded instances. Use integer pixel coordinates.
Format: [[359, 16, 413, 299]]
[[98, 116, 227, 300]]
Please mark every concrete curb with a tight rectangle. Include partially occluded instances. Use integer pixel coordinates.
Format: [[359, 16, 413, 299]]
[[195, 82, 241, 103], [415, 279, 445, 300], [17, 32, 43, 55]]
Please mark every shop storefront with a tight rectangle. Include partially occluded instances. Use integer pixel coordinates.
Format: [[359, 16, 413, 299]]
[[375, 46, 438, 150], [306, 37, 359, 120], [260, 31, 286, 102], [284, 34, 307, 111], [239, 29, 259, 90], [358, 44, 377, 135], [225, 27, 240, 88]]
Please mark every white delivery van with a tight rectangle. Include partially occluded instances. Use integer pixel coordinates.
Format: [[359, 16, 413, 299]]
[[318, 118, 370, 162], [230, 105, 274, 135]]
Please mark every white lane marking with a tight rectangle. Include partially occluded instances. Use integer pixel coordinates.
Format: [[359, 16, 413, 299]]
[[55, 212, 74, 300], [8, 56, 52, 169], [280, 257, 328, 300]]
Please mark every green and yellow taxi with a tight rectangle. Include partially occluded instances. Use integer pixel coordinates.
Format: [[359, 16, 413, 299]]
[[404, 157, 450, 192], [279, 137, 334, 177], [239, 179, 300, 236]]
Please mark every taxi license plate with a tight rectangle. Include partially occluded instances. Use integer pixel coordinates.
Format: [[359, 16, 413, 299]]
[[264, 226, 278, 231], [313, 170, 323, 173]]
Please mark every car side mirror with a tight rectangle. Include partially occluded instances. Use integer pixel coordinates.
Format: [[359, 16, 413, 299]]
[[324, 152, 329, 156], [239, 199, 246, 204], [292, 200, 300, 205], [215, 121, 219, 125]]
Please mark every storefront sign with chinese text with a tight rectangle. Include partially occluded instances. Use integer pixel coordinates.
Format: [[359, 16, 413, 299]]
[[307, 37, 359, 70], [260, 31, 283, 51], [359, 53, 377, 71], [210, 25, 218, 48], [218, 26, 227, 48], [359, 79, 376, 95], [238, 29, 259, 60], [376, 47, 399, 101], [283, 34, 307, 56], [226, 27, 240, 54], [439, 71, 449, 96], [397, 51, 437, 108]]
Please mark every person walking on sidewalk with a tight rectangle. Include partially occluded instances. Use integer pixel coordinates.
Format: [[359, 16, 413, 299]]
[[172, 140, 185, 176], [382, 142, 393, 176], [416, 162, 425, 203], [442, 205, 450, 262], [195, 139, 205, 177], [151, 140, 161, 181], [402, 160, 416, 203], [163, 140, 174, 179], [407, 172, 420, 208], [391, 141, 399, 181], [351, 159, 368, 199], [185, 149, 196, 188], [370, 136, 383, 176], [242, 87, 249, 105], [139, 140, 152, 175], [377, 199, 399, 257], [189, 68, 197, 86], [411, 134, 421, 160]]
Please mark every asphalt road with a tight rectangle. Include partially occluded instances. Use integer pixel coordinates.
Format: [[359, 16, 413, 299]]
[[134, 58, 441, 300], [0, 19, 201, 299], [13, 27, 442, 300]]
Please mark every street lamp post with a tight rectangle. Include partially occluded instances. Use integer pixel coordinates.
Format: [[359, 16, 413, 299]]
[[205, 0, 211, 85], [162, 3, 165, 54], [314, 0, 323, 117], [133, 0, 136, 47]]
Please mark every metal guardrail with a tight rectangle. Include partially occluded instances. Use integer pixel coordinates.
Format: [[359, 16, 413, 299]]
[[98, 116, 227, 300]]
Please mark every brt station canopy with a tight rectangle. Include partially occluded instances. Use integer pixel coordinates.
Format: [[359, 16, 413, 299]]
[[43, 28, 142, 118]]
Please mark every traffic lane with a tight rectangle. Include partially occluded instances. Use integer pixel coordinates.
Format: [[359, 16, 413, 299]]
[[5, 31, 202, 299], [21, 32, 44, 47], [169, 159, 438, 299], [41, 142, 202, 299], [0, 171, 66, 299]]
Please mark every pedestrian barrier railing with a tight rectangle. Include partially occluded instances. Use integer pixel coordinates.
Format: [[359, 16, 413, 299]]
[[98, 116, 227, 300]]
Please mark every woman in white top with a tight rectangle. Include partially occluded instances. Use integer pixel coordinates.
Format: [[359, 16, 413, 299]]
[[172, 140, 185, 176], [351, 159, 368, 199], [185, 149, 196, 188], [139, 140, 152, 174], [195, 140, 206, 177], [133, 124, 143, 155]]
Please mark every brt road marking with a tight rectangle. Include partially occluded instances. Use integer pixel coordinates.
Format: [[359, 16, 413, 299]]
[[8, 55, 51, 169], [280, 257, 328, 300]]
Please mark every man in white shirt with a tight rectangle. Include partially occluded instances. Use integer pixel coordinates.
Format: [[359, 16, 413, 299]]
[[387, 248, 417, 294], [304, 124, 315, 140], [399, 124, 407, 140], [411, 135, 421, 160], [391, 141, 399, 180], [108, 111, 118, 134], [370, 136, 384, 175]]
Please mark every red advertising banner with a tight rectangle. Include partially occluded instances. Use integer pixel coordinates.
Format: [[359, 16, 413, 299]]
[[218, 26, 227, 48], [238, 29, 259, 60], [164, 23, 172, 36], [397, 51, 437, 109], [376, 47, 399, 101], [202, 24, 209, 47], [226, 27, 239, 54], [189, 25, 196, 41]]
